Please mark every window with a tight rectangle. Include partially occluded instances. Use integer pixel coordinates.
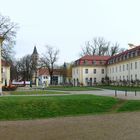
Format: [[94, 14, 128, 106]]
[[112, 67, 114, 73], [101, 78, 104, 83], [94, 78, 96, 83], [123, 65, 125, 71], [135, 74, 137, 80], [126, 64, 128, 70], [100, 61, 102, 64], [131, 75, 133, 80], [127, 75, 128, 80], [123, 76, 125, 80], [85, 69, 88, 74], [101, 69, 104, 74], [93, 69, 96, 74], [116, 66, 117, 72], [119, 65, 121, 72], [93, 60, 96, 65], [85, 78, 88, 84], [76, 61, 79, 65], [77, 69, 78, 74], [131, 63, 133, 70], [135, 62, 137, 69]]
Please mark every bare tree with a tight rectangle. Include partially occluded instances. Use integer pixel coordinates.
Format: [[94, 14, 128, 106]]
[[0, 14, 19, 61], [80, 41, 96, 56], [109, 42, 120, 56], [93, 37, 110, 56], [15, 55, 34, 81], [80, 37, 124, 56], [40, 45, 59, 85], [80, 37, 110, 56]]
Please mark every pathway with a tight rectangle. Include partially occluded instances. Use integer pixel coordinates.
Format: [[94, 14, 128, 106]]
[[0, 112, 140, 140], [2, 88, 140, 100]]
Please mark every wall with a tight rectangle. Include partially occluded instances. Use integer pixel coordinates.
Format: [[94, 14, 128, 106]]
[[72, 65, 106, 86], [107, 57, 140, 81]]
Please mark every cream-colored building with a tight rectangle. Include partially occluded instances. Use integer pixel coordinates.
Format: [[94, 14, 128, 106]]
[[72, 55, 110, 86], [72, 46, 140, 86], [107, 46, 140, 84]]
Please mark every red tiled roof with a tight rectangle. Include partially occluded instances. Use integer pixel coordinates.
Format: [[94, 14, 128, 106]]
[[75, 45, 140, 64], [108, 45, 140, 61], [78, 55, 110, 61], [38, 68, 63, 76]]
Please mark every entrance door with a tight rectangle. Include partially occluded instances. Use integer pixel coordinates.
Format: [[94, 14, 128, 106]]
[[90, 78, 92, 86]]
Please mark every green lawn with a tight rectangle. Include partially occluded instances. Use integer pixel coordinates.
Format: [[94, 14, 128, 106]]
[[10, 90, 65, 95], [0, 95, 119, 120], [96, 85, 140, 91], [118, 100, 140, 112], [46, 86, 100, 91]]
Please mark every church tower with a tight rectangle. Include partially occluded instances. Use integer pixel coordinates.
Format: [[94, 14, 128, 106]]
[[32, 46, 38, 63], [31, 46, 39, 84]]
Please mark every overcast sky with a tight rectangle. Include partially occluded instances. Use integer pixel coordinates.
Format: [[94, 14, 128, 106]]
[[1, 0, 140, 64]]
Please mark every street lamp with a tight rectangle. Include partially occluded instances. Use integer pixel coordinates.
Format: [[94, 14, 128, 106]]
[[0, 36, 4, 95]]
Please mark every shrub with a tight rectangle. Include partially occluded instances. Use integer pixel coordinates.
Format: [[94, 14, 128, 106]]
[[2, 85, 17, 91]]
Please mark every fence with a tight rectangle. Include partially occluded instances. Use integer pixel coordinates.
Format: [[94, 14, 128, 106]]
[[114, 90, 138, 97]]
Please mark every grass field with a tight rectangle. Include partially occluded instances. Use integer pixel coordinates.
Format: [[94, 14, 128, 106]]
[[118, 100, 140, 112], [46, 86, 100, 91], [96, 85, 140, 91], [10, 90, 65, 95], [0, 95, 119, 120], [0, 94, 140, 121]]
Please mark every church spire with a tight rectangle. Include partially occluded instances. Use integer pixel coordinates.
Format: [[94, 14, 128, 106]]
[[32, 46, 38, 55]]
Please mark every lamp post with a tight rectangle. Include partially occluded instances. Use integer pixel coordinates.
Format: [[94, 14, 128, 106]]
[[0, 36, 4, 95]]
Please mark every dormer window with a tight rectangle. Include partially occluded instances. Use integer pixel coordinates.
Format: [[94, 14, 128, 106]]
[[125, 55, 127, 60], [93, 60, 96, 65], [84, 60, 88, 64], [100, 61, 102, 64]]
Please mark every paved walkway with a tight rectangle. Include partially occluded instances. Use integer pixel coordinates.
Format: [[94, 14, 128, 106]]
[[0, 112, 140, 140], [68, 89, 140, 100], [2, 89, 140, 100]]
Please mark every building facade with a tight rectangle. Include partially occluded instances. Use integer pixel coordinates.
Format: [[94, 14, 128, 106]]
[[1, 60, 10, 86], [31, 46, 39, 84], [72, 46, 140, 86], [72, 55, 110, 86], [38, 68, 63, 86], [107, 46, 140, 84]]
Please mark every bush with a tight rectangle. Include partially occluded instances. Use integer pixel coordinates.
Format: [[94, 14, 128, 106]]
[[2, 85, 17, 91]]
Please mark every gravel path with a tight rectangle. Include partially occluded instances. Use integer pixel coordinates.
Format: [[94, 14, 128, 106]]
[[0, 112, 140, 140]]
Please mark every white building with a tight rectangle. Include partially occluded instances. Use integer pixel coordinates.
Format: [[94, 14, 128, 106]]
[[72, 46, 140, 86], [107, 46, 140, 83], [38, 68, 63, 86]]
